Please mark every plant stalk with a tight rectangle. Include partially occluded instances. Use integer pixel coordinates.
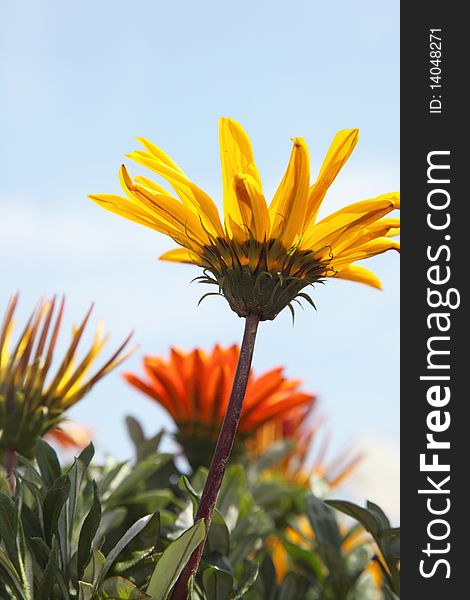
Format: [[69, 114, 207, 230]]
[[172, 312, 260, 599], [5, 449, 17, 492]]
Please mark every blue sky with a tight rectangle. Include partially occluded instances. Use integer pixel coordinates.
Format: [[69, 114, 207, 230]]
[[0, 1, 399, 516]]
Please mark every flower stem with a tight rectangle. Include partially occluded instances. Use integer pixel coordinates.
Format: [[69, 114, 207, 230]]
[[5, 449, 17, 493], [172, 312, 261, 599]]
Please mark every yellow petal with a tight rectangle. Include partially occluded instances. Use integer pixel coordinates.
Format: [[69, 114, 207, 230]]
[[234, 173, 270, 242], [133, 175, 171, 195], [119, 166, 208, 248], [269, 137, 310, 247], [337, 218, 400, 254], [128, 144, 224, 238], [305, 128, 359, 225], [331, 237, 400, 270], [159, 248, 202, 264], [136, 137, 186, 174], [219, 118, 262, 237], [89, 193, 179, 236], [301, 193, 399, 255], [333, 265, 383, 289]]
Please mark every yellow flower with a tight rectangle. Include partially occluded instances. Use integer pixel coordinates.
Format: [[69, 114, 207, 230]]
[[0, 294, 133, 458], [90, 119, 400, 320]]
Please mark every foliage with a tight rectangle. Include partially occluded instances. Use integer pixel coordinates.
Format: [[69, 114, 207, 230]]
[[0, 421, 400, 599]]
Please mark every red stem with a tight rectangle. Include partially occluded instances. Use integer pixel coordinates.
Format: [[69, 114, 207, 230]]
[[6, 449, 17, 493], [172, 312, 260, 599]]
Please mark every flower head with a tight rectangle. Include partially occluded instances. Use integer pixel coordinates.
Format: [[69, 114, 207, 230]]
[[124, 344, 315, 469], [0, 294, 133, 458], [90, 119, 400, 320]]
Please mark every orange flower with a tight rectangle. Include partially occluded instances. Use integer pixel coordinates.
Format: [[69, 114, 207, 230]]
[[124, 344, 315, 469], [47, 421, 93, 450]]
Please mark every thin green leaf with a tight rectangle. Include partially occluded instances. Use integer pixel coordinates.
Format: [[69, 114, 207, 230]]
[[146, 519, 205, 600], [0, 493, 20, 573], [37, 535, 59, 600], [306, 495, 342, 550], [366, 501, 390, 531], [97, 576, 150, 598], [82, 548, 106, 586], [229, 561, 259, 599], [178, 476, 229, 555], [78, 581, 95, 600], [43, 474, 71, 544], [36, 439, 62, 487], [278, 572, 309, 600], [202, 566, 233, 600], [105, 456, 172, 507], [101, 513, 158, 583], [325, 500, 379, 537], [68, 443, 95, 534], [77, 481, 102, 579], [0, 547, 23, 598]]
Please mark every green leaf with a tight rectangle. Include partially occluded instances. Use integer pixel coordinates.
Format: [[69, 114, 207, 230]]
[[0, 493, 20, 573], [202, 566, 233, 600], [43, 474, 71, 544], [178, 476, 229, 556], [126, 416, 145, 447], [248, 440, 295, 476], [113, 548, 157, 575], [82, 548, 106, 586], [101, 513, 159, 583], [306, 495, 342, 550], [20, 504, 43, 542], [37, 535, 59, 600], [278, 573, 309, 600], [124, 489, 175, 512], [207, 510, 230, 556], [380, 528, 400, 560], [16, 455, 46, 497], [382, 587, 400, 600], [36, 439, 62, 487], [325, 500, 380, 537], [96, 508, 128, 543], [0, 547, 24, 598], [255, 555, 277, 600], [30, 537, 53, 566], [78, 581, 95, 600], [98, 576, 150, 598], [178, 475, 200, 508], [283, 540, 323, 579], [77, 481, 102, 579], [146, 519, 205, 600], [126, 416, 164, 461], [18, 517, 34, 598], [105, 456, 172, 507], [366, 501, 390, 531], [229, 561, 259, 599], [68, 443, 95, 533], [216, 466, 245, 532]]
